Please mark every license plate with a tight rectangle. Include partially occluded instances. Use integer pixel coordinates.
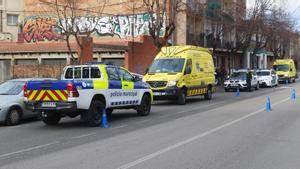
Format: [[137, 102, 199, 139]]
[[232, 84, 238, 86], [153, 92, 166, 96], [41, 102, 56, 108]]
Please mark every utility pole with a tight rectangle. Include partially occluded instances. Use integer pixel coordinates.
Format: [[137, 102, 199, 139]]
[[131, 0, 135, 72], [0, 10, 2, 32], [171, 0, 175, 45]]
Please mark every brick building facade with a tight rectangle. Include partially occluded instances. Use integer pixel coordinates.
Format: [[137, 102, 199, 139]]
[[0, 35, 158, 82]]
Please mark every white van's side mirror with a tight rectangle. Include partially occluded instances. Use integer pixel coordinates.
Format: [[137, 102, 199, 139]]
[[145, 68, 149, 74]]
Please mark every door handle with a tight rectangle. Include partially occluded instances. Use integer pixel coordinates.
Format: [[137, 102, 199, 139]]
[[124, 84, 128, 87]]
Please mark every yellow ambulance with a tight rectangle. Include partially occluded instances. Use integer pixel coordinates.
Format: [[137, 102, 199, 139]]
[[273, 59, 297, 83], [143, 45, 215, 105]]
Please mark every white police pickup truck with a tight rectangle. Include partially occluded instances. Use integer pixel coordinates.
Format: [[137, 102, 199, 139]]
[[24, 63, 153, 126]]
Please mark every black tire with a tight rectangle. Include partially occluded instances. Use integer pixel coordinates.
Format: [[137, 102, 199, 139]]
[[204, 88, 212, 100], [248, 87, 252, 92], [106, 109, 113, 116], [255, 83, 259, 90], [177, 88, 187, 105], [137, 95, 151, 116], [5, 108, 21, 126], [86, 100, 104, 127], [42, 112, 61, 125], [224, 88, 229, 92], [36, 111, 43, 121]]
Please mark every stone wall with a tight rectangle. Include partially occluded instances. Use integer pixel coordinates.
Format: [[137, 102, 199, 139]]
[[12, 64, 65, 80], [0, 60, 11, 83]]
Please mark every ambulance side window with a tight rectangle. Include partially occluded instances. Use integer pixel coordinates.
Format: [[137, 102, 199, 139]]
[[195, 61, 202, 72], [65, 68, 73, 79], [185, 59, 192, 74], [91, 67, 101, 79]]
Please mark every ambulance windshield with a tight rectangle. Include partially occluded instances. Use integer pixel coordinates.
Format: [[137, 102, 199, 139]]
[[148, 58, 185, 73], [273, 64, 289, 72]]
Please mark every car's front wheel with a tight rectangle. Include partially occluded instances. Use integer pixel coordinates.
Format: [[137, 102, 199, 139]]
[[106, 109, 113, 116], [255, 83, 259, 90], [137, 94, 151, 116], [204, 88, 212, 100], [177, 88, 187, 105]]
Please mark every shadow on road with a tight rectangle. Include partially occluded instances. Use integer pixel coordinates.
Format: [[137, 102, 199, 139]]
[[0, 117, 40, 128], [153, 97, 206, 106]]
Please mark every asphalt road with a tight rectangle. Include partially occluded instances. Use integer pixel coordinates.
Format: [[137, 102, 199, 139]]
[[0, 82, 300, 169]]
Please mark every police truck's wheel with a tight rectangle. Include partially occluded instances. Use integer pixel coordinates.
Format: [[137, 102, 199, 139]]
[[224, 88, 229, 92], [5, 108, 21, 126], [255, 83, 259, 90], [137, 95, 151, 116], [106, 109, 113, 116], [42, 112, 61, 125], [204, 88, 212, 100], [87, 100, 104, 127], [177, 89, 186, 105]]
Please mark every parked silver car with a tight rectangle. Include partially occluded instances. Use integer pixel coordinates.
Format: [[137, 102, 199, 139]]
[[0, 78, 54, 125]]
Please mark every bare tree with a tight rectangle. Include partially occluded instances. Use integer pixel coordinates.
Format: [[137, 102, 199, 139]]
[[205, 0, 246, 70], [246, 0, 273, 68], [142, 0, 185, 49], [39, 0, 106, 64], [205, 0, 226, 53], [267, 7, 294, 58]]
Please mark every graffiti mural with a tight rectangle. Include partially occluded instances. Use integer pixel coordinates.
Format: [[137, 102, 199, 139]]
[[58, 13, 165, 38], [23, 17, 62, 42], [23, 13, 165, 42]]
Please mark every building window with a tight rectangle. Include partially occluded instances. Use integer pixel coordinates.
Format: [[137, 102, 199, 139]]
[[15, 59, 38, 65], [7, 14, 19, 26], [42, 59, 67, 65]]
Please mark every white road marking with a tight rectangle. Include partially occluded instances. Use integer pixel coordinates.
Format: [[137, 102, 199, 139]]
[[117, 97, 290, 169], [278, 86, 294, 89], [0, 141, 59, 159], [71, 133, 96, 139], [135, 119, 151, 124], [110, 125, 127, 130]]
